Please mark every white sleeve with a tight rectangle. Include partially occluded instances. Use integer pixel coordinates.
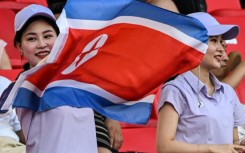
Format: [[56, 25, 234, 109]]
[[9, 108, 21, 132]]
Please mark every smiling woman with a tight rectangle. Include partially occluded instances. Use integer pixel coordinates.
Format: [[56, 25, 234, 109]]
[[14, 7, 59, 68], [6, 4, 97, 153], [156, 12, 245, 153]]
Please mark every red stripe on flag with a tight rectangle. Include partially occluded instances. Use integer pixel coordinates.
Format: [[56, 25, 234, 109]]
[[26, 24, 203, 100]]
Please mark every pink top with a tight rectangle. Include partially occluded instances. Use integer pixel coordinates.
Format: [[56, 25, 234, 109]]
[[17, 106, 97, 153], [158, 71, 245, 144]]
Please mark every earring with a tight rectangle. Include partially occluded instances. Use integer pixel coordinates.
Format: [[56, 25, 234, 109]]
[[20, 52, 23, 56]]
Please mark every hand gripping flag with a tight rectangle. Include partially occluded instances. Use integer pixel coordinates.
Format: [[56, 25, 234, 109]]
[[1, 0, 208, 124]]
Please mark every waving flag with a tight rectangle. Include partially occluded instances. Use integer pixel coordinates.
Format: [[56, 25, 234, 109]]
[[2, 0, 208, 124]]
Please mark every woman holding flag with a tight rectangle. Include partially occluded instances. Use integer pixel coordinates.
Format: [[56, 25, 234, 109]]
[[2, 4, 96, 153], [157, 12, 245, 153], [0, 3, 125, 153]]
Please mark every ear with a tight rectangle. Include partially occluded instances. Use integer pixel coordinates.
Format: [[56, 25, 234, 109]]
[[16, 42, 22, 53]]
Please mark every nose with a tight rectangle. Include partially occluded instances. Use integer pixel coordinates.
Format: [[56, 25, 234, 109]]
[[37, 38, 47, 49], [219, 42, 229, 61], [222, 51, 229, 63], [217, 42, 229, 66]]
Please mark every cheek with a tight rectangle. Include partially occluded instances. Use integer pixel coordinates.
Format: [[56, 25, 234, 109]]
[[21, 43, 36, 56], [21, 45, 39, 66], [48, 38, 57, 49], [201, 52, 214, 65], [204, 47, 216, 59]]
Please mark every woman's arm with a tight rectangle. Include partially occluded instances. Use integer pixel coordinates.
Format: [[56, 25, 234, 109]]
[[0, 48, 12, 69], [222, 60, 245, 89], [156, 103, 244, 153]]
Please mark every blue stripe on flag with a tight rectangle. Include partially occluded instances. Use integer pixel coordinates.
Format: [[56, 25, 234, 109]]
[[65, 0, 207, 43], [13, 87, 152, 124]]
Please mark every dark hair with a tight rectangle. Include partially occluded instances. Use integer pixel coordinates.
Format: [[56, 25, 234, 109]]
[[48, 2, 66, 14], [173, 0, 207, 15], [14, 15, 60, 47]]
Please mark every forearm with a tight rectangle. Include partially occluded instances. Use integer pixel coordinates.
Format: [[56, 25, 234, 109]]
[[157, 141, 235, 153], [157, 140, 206, 153], [222, 61, 245, 89], [0, 49, 12, 69]]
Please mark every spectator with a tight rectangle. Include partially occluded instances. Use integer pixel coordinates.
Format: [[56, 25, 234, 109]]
[[156, 12, 245, 153], [211, 41, 245, 89], [10, 4, 97, 153], [0, 3, 122, 153]]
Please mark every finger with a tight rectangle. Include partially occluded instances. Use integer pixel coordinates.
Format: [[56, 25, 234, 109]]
[[113, 137, 123, 150], [110, 133, 114, 148], [113, 140, 121, 150]]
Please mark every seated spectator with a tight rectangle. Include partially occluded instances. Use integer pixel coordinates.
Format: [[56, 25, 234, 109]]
[[0, 39, 12, 70]]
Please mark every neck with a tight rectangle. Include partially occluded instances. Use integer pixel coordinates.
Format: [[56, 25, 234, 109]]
[[191, 66, 214, 95]]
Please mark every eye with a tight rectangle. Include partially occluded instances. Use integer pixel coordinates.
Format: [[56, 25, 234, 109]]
[[210, 38, 218, 42], [27, 37, 36, 42], [44, 34, 55, 39], [221, 40, 227, 49], [44, 34, 51, 39]]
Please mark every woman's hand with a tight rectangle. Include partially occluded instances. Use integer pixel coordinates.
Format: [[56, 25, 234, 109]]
[[36, 56, 49, 66], [209, 144, 245, 153], [104, 118, 123, 150]]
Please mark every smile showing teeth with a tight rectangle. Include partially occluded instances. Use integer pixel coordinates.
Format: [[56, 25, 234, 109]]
[[35, 51, 50, 58]]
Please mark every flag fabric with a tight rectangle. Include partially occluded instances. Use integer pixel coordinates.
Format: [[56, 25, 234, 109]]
[[1, 0, 208, 124]]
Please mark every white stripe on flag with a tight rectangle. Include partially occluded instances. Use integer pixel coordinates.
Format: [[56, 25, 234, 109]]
[[67, 16, 207, 54], [21, 80, 154, 105]]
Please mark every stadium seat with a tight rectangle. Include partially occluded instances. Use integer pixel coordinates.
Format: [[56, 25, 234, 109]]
[[0, 69, 22, 81], [236, 78, 245, 104], [119, 87, 161, 152], [0, 8, 23, 69], [0, 1, 29, 12], [15, 0, 47, 6], [206, 0, 241, 13], [215, 15, 245, 104], [119, 127, 157, 153], [210, 9, 245, 17]]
